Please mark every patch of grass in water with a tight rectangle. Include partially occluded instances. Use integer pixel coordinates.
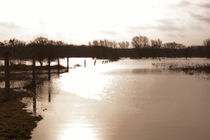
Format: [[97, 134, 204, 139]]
[[169, 64, 210, 74]]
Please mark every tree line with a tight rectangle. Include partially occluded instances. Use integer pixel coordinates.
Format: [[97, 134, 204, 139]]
[[88, 36, 210, 49], [0, 36, 209, 59], [0, 35, 210, 49]]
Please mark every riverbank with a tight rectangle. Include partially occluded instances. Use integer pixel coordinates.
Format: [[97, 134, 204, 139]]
[[0, 64, 68, 82], [0, 89, 42, 140]]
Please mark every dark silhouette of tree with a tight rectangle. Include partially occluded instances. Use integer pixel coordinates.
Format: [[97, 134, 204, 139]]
[[32, 37, 49, 46], [0, 38, 26, 47], [55, 40, 66, 46], [118, 41, 129, 48], [91, 39, 118, 48], [163, 42, 185, 49], [132, 36, 149, 48], [92, 40, 99, 46], [88, 41, 92, 46], [100, 40, 105, 47], [28, 37, 50, 67], [151, 39, 162, 48], [8, 39, 25, 47], [0, 41, 4, 46], [2, 39, 26, 57], [104, 39, 109, 47], [203, 39, 210, 47]]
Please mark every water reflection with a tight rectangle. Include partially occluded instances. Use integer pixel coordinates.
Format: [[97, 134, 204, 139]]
[[32, 87, 37, 115], [48, 82, 51, 103]]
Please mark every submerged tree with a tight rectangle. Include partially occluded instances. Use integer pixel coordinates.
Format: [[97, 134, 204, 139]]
[[132, 36, 149, 48]]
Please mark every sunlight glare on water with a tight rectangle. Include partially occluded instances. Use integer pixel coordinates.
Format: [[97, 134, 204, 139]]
[[57, 63, 115, 100], [59, 122, 97, 140]]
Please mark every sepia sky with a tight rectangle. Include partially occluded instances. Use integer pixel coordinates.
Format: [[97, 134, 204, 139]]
[[0, 0, 210, 46]]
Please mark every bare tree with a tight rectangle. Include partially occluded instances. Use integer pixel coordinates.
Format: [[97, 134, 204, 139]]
[[203, 38, 210, 47], [118, 41, 130, 48], [0, 41, 4, 46], [163, 42, 185, 49], [55, 40, 66, 46], [104, 39, 109, 47], [132, 36, 149, 48], [92, 40, 99, 46], [32, 37, 49, 46], [5, 39, 26, 57], [151, 39, 162, 48], [2, 38, 26, 47], [99, 40, 105, 46], [112, 41, 117, 48], [29, 36, 50, 67], [88, 41, 92, 46]]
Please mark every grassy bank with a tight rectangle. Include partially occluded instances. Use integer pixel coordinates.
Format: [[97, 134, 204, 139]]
[[0, 64, 68, 82], [0, 89, 42, 140], [0, 64, 67, 71]]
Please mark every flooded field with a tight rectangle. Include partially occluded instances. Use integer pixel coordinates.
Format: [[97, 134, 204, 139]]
[[20, 58, 210, 140]]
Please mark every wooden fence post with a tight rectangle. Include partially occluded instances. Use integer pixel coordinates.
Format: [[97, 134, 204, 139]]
[[4, 52, 10, 100], [94, 59, 96, 66], [33, 87, 36, 115], [84, 59, 86, 68], [48, 57, 51, 80], [67, 57, 69, 72], [48, 82, 51, 102], [57, 58, 60, 74], [32, 56, 36, 86]]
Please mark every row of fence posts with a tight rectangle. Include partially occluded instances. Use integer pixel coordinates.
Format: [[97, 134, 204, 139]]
[[4, 52, 10, 100], [3, 56, 107, 100], [3, 56, 103, 114], [3, 53, 70, 101], [83, 59, 109, 68], [84, 59, 97, 68]]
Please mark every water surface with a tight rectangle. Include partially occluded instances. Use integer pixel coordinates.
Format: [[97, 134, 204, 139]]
[[22, 58, 210, 140]]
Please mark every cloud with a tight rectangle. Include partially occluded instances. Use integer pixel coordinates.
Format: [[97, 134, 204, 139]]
[[126, 26, 149, 32], [190, 25, 203, 30], [198, 3, 210, 9], [168, 33, 185, 38], [0, 22, 21, 30], [156, 19, 174, 25], [156, 19, 184, 31], [101, 31, 117, 35], [174, 1, 210, 9], [177, 0, 193, 7], [127, 18, 184, 33], [154, 24, 183, 31], [126, 25, 183, 35], [191, 13, 210, 24]]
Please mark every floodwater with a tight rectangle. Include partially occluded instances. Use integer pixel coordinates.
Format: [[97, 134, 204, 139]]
[[22, 58, 210, 140]]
